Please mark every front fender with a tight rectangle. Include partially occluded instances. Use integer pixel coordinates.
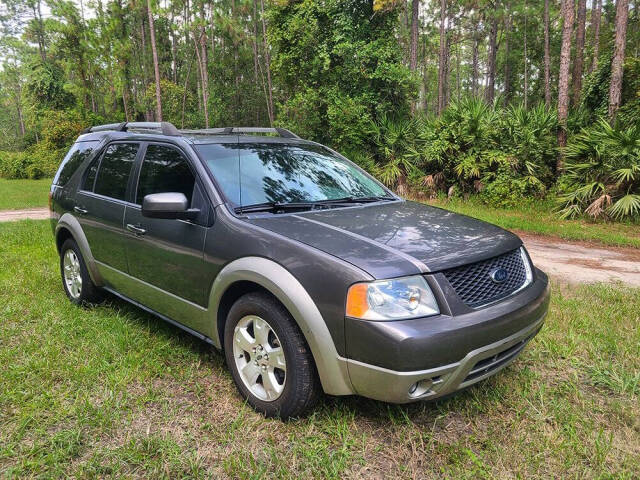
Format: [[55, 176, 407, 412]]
[[55, 213, 104, 286], [208, 256, 354, 396]]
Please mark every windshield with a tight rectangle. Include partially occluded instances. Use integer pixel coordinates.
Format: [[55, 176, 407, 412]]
[[196, 143, 389, 208]]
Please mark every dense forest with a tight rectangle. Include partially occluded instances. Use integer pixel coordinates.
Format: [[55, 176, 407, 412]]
[[0, 0, 639, 219]]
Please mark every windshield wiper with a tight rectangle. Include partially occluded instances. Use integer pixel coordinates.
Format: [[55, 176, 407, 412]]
[[234, 195, 396, 214], [349, 195, 396, 203]]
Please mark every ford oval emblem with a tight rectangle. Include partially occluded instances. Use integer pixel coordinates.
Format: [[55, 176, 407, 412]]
[[490, 268, 508, 284]]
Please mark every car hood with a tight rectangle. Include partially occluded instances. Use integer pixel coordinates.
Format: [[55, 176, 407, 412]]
[[245, 200, 522, 279]]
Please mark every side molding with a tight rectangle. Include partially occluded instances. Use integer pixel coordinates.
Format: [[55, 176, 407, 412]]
[[208, 256, 354, 396], [55, 213, 104, 286]]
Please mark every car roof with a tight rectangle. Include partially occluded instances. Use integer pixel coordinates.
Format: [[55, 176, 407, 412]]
[[75, 122, 312, 147], [75, 131, 315, 147]]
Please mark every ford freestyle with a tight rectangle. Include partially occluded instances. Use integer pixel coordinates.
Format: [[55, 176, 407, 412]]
[[50, 122, 550, 419]]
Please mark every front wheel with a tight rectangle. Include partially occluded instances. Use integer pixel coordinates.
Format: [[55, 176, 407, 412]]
[[224, 292, 321, 419]]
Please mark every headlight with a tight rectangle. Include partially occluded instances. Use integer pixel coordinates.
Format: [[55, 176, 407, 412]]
[[346, 276, 440, 320]]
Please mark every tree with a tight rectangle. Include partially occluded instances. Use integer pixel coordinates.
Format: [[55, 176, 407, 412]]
[[147, 0, 162, 121], [485, 10, 498, 104], [409, 0, 419, 71], [589, 0, 602, 74], [260, 0, 274, 126], [437, 0, 448, 114], [609, 0, 630, 121], [503, 10, 512, 104], [572, 0, 587, 105], [557, 0, 574, 156], [543, 0, 552, 107]]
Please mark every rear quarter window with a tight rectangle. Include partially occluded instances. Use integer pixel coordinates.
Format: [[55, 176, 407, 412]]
[[52, 141, 99, 187]]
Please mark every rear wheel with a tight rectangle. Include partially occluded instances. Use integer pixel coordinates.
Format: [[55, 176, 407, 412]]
[[59, 238, 101, 305], [224, 292, 321, 419]]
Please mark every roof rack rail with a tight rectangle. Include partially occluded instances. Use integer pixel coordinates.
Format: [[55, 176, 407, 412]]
[[82, 121, 181, 136], [180, 127, 300, 139], [81, 123, 300, 139]]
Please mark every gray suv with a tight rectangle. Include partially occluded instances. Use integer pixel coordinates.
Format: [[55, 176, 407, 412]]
[[50, 122, 550, 419]]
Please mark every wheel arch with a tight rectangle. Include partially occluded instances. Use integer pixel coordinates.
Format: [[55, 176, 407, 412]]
[[55, 213, 104, 286], [208, 257, 353, 396]]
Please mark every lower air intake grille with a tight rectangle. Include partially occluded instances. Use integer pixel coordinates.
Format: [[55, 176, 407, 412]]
[[443, 248, 529, 308]]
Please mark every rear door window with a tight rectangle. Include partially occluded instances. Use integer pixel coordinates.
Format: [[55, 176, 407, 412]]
[[53, 141, 99, 186], [93, 143, 139, 200]]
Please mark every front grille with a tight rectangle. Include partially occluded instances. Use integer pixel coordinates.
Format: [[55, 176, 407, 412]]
[[443, 248, 529, 308]]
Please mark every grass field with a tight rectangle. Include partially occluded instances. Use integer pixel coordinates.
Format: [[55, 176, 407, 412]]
[[0, 178, 52, 210], [1, 220, 639, 478], [424, 197, 640, 249]]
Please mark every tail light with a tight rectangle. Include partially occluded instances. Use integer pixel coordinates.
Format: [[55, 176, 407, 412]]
[[48, 191, 53, 211]]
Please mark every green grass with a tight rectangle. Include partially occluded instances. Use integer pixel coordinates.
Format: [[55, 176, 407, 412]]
[[1, 220, 639, 478], [423, 196, 640, 249], [0, 178, 52, 210]]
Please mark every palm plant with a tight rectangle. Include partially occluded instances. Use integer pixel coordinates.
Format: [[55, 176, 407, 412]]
[[560, 118, 640, 220], [370, 115, 420, 195], [419, 98, 505, 194], [501, 104, 558, 186]]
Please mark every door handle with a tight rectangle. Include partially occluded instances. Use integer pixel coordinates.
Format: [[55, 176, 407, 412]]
[[74, 206, 88, 215], [126, 223, 147, 236]]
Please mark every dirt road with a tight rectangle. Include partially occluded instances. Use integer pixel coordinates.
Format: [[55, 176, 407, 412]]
[[520, 233, 640, 287], [0, 207, 50, 222], [1, 208, 639, 286]]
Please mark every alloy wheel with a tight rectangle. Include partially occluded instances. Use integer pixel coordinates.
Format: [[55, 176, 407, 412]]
[[233, 315, 287, 401]]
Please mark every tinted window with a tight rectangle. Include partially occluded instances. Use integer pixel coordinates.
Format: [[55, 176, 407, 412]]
[[136, 144, 195, 205], [196, 143, 387, 207], [53, 141, 99, 186], [94, 143, 139, 200], [82, 156, 100, 191]]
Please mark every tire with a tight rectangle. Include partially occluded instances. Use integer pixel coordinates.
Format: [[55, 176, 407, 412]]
[[224, 292, 322, 419], [59, 238, 102, 305]]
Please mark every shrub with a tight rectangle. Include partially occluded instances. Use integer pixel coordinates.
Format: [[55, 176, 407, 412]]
[[0, 150, 29, 179], [559, 118, 640, 220], [370, 114, 419, 195], [0, 141, 64, 179]]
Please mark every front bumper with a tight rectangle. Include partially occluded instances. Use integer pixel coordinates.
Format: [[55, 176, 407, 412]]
[[344, 270, 550, 403]]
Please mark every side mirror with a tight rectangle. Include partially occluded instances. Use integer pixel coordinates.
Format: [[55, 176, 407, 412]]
[[142, 192, 200, 220]]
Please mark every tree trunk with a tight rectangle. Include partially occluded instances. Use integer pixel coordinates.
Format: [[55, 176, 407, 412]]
[[409, 0, 419, 112], [504, 13, 511, 105], [147, 0, 162, 121], [557, 0, 575, 162], [253, 0, 260, 124], [485, 16, 498, 103], [543, 0, 552, 107], [260, 0, 274, 125], [409, 0, 419, 71], [524, 1, 529, 109], [443, 34, 450, 107], [194, 29, 209, 128], [33, 1, 47, 62], [609, 0, 630, 121], [181, 51, 195, 128], [15, 82, 25, 136], [437, 0, 447, 114], [455, 32, 461, 102], [572, 0, 587, 105], [589, 0, 602, 73], [471, 27, 479, 98]]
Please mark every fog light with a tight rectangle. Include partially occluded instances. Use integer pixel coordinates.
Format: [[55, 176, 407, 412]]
[[408, 378, 435, 398]]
